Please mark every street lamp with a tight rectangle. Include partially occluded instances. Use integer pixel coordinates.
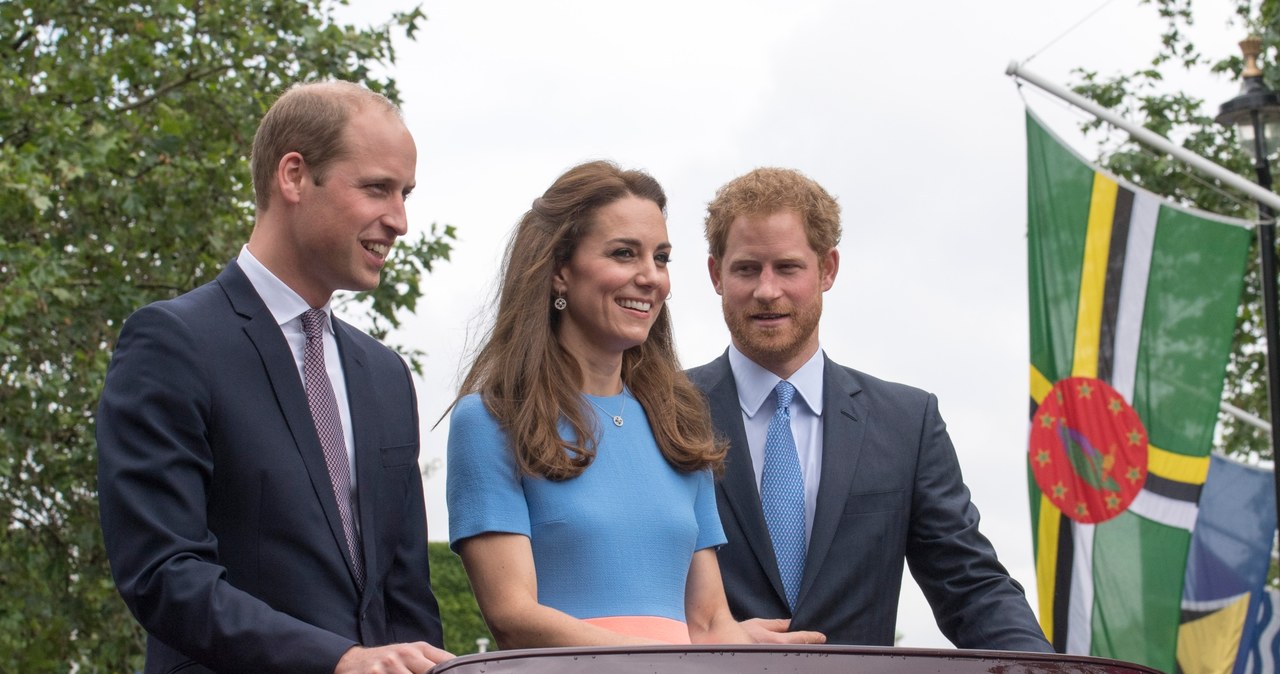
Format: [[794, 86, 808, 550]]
[[1217, 37, 1280, 170], [1216, 35, 1280, 525]]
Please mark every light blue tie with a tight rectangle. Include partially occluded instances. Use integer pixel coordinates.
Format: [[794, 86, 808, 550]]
[[761, 380, 806, 611]]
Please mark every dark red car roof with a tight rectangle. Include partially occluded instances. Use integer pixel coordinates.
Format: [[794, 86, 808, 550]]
[[431, 645, 1161, 674]]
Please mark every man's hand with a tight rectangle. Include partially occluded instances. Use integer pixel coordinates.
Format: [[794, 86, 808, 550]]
[[335, 643, 455, 674], [740, 618, 827, 645]]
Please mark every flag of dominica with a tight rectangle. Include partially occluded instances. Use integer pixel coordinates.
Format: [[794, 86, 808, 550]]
[[1025, 111, 1252, 673]]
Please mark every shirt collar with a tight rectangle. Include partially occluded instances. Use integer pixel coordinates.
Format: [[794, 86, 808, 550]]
[[237, 245, 334, 332], [727, 344, 825, 419]]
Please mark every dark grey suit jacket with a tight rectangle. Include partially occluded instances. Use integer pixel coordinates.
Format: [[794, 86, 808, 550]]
[[687, 351, 1051, 651], [97, 261, 443, 673]]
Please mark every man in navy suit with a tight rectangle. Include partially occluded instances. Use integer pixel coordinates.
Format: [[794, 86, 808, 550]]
[[97, 81, 449, 673], [687, 168, 1051, 651]]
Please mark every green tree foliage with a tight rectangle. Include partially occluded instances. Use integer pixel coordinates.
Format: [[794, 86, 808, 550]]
[[1070, 0, 1274, 464], [0, 1, 454, 669], [428, 542, 495, 656]]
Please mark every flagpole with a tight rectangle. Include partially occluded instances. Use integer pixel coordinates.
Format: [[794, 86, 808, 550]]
[[1222, 400, 1272, 433], [1006, 61, 1280, 214], [1008, 61, 1280, 530]]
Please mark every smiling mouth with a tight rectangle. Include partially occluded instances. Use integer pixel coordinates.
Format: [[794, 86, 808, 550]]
[[618, 298, 652, 312], [362, 241, 390, 259]]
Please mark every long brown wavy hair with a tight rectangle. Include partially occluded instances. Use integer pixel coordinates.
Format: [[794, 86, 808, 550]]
[[452, 160, 725, 481]]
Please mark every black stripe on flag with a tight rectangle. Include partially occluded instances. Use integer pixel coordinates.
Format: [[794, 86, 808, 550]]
[[1181, 607, 1217, 623], [1097, 186, 1134, 384], [1051, 512, 1073, 652], [1144, 472, 1203, 503]]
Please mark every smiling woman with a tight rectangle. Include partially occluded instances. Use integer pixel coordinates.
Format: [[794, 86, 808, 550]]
[[553, 195, 672, 365], [442, 160, 752, 649]]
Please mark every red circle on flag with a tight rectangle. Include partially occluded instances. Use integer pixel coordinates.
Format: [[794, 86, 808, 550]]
[[1028, 377, 1147, 524]]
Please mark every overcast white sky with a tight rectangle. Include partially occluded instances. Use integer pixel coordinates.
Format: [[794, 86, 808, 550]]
[[337, 0, 1247, 648]]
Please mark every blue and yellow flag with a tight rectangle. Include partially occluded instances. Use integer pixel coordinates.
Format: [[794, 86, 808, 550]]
[[1179, 453, 1276, 674]]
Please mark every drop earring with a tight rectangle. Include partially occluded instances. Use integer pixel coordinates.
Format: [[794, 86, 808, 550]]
[[554, 295, 567, 311]]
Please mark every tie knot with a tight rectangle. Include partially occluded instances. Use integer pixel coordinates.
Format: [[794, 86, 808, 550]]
[[774, 380, 796, 411], [301, 308, 327, 341]]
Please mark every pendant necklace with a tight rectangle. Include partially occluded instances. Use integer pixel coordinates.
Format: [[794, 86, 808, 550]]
[[586, 390, 627, 427]]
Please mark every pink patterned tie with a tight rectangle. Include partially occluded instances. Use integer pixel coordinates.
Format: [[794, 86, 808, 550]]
[[300, 308, 364, 590]]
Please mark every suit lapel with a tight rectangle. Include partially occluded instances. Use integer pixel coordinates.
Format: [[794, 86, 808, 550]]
[[796, 356, 866, 607], [708, 355, 791, 608], [219, 262, 363, 592], [334, 319, 378, 602]]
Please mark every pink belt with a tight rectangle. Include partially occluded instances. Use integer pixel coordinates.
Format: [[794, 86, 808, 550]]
[[583, 616, 691, 644]]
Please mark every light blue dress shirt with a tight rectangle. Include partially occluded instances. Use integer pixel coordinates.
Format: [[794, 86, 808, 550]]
[[727, 344, 825, 541]]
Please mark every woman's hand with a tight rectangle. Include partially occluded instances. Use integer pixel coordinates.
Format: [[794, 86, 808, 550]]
[[684, 549, 755, 644]]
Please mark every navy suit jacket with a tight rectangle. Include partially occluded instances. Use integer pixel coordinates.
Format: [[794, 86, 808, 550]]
[[97, 261, 442, 674], [687, 352, 1051, 651]]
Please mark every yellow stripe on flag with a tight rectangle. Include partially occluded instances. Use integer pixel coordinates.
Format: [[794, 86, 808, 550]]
[[1035, 494, 1062, 639], [1031, 365, 1053, 405], [1031, 364, 1059, 638], [1148, 444, 1211, 485], [1071, 173, 1118, 378]]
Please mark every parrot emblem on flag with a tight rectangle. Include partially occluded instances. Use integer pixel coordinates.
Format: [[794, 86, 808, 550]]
[[1029, 377, 1147, 524]]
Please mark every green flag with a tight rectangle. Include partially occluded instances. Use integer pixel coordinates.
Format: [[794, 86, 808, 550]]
[[1025, 111, 1251, 672]]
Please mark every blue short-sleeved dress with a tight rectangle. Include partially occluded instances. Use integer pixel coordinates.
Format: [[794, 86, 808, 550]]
[[447, 391, 725, 638]]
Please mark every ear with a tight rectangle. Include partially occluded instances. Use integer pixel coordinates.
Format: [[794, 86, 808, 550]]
[[551, 265, 569, 296], [275, 151, 308, 206], [820, 248, 839, 292], [708, 255, 724, 296]]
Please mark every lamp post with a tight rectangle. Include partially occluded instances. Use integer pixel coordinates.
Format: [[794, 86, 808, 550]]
[[1216, 35, 1280, 524]]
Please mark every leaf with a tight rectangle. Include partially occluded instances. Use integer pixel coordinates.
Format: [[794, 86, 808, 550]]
[[0, 0, 443, 667]]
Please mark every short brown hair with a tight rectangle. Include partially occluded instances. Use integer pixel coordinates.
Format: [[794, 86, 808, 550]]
[[250, 80, 400, 211], [704, 167, 842, 261]]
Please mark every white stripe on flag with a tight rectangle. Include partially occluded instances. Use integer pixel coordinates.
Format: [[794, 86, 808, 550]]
[[1111, 192, 1159, 402], [1067, 521, 1095, 655], [1128, 489, 1199, 531], [1183, 593, 1250, 612]]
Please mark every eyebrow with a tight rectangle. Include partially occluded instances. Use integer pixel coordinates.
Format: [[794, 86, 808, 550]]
[[360, 173, 413, 188], [605, 237, 672, 249]]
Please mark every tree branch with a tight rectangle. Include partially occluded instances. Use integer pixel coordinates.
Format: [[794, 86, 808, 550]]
[[114, 64, 232, 114], [62, 279, 189, 294], [1, 121, 33, 149], [10, 29, 32, 52]]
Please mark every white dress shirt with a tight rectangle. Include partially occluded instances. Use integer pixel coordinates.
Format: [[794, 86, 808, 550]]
[[237, 245, 357, 489], [728, 344, 825, 540]]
